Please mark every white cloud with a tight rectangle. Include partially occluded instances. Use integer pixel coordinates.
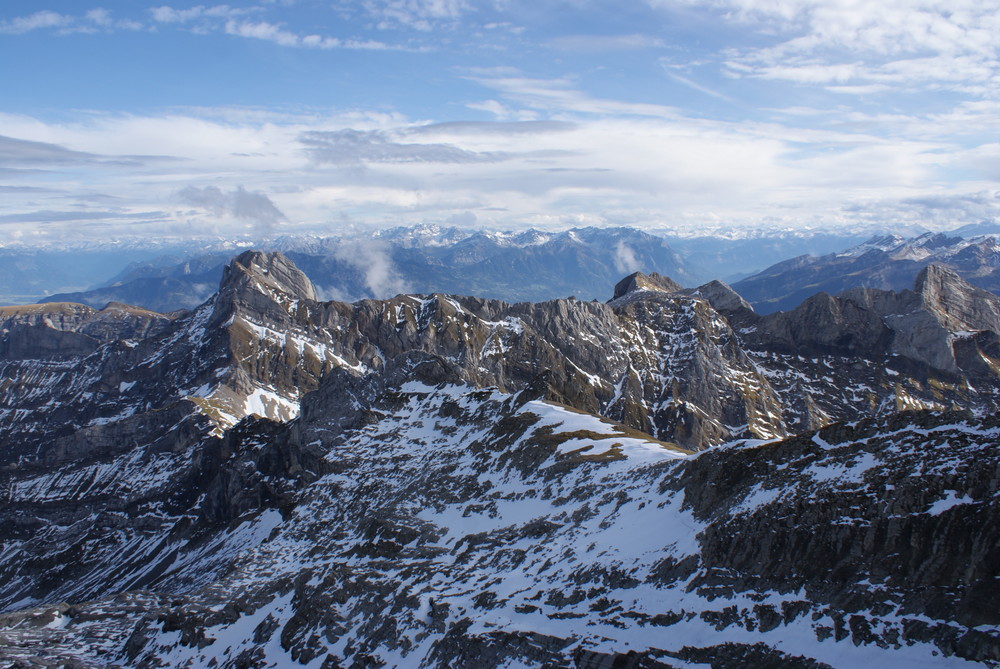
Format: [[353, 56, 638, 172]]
[[661, 66, 737, 102], [178, 185, 287, 235], [651, 0, 1000, 95], [362, 0, 470, 31], [333, 239, 411, 297], [468, 75, 682, 118], [613, 241, 642, 273], [0, 8, 144, 35], [0, 97, 997, 245], [220, 19, 399, 50], [150, 5, 248, 23], [300, 128, 510, 164], [224, 19, 300, 47], [465, 99, 538, 121], [0, 10, 71, 34]]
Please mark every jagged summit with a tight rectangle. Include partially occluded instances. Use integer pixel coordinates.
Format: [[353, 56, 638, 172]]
[[611, 271, 682, 300], [222, 250, 318, 302]]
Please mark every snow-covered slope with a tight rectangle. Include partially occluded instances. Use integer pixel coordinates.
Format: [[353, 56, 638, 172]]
[[1, 367, 996, 667]]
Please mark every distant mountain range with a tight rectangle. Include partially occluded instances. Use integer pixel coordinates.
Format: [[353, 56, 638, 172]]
[[41, 227, 695, 312], [23, 226, 936, 312], [0, 223, 939, 309], [734, 232, 1000, 313], [4, 224, 1000, 322]]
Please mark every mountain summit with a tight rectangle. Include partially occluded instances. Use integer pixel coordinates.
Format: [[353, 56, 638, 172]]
[[222, 249, 318, 303], [915, 263, 1000, 333], [611, 271, 682, 300]]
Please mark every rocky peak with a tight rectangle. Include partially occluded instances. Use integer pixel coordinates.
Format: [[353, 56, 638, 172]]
[[684, 280, 754, 315], [611, 272, 682, 300], [915, 264, 1000, 333], [221, 250, 317, 303], [911, 232, 962, 250], [860, 233, 905, 251]]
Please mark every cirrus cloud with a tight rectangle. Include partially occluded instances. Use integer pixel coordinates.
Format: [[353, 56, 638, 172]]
[[653, 0, 1000, 96]]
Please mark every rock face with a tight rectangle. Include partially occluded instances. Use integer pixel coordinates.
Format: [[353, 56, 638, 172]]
[[915, 264, 1000, 332], [722, 264, 1000, 433], [3, 254, 998, 466], [0, 252, 998, 667], [0, 302, 175, 358], [682, 278, 755, 314], [611, 271, 682, 299]]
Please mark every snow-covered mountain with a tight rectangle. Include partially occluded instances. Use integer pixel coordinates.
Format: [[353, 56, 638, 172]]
[[1, 252, 998, 666]]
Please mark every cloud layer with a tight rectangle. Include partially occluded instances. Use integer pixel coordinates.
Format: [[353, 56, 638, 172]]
[[0, 1, 998, 243]]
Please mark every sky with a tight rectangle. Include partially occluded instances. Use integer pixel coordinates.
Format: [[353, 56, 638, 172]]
[[1, 0, 999, 244]]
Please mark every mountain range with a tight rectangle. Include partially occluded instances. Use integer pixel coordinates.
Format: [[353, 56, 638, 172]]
[[37, 227, 690, 313], [734, 232, 1000, 314], [4, 225, 997, 319], [1, 250, 998, 666]]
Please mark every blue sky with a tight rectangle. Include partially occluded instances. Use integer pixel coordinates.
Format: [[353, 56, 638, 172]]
[[1, 0, 999, 244]]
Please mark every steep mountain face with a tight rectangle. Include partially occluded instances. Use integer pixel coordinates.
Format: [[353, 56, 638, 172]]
[[0, 302, 175, 360], [713, 265, 1000, 434], [1, 252, 999, 667], [734, 233, 1000, 313], [40, 227, 692, 312], [1, 252, 310, 464]]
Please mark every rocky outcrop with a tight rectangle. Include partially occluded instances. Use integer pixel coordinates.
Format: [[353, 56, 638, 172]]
[[611, 271, 682, 300], [683, 278, 755, 315], [915, 264, 1000, 333], [726, 266, 1000, 432], [216, 250, 318, 312], [0, 302, 175, 350]]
